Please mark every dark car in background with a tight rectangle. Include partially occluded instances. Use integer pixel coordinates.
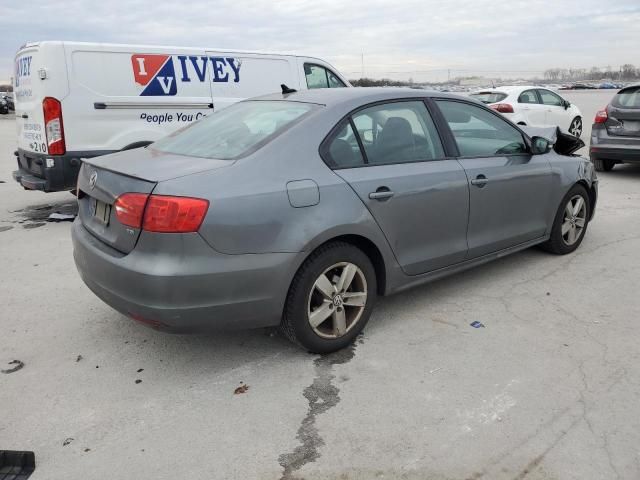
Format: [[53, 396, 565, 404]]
[[590, 85, 640, 171], [0, 93, 12, 114]]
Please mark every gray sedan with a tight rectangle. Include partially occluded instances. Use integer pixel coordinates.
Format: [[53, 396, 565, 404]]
[[72, 88, 598, 353]]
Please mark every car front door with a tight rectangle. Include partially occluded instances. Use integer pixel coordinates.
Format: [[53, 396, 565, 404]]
[[434, 99, 553, 258], [538, 89, 569, 129], [322, 100, 470, 275], [517, 89, 546, 126]]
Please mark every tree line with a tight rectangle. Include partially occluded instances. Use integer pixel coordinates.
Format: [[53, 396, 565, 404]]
[[544, 65, 639, 82]]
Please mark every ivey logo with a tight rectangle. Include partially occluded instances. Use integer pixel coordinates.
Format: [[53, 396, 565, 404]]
[[131, 54, 242, 96], [15, 55, 32, 87]]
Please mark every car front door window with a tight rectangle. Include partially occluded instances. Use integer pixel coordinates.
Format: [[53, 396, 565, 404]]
[[435, 100, 527, 157], [305, 64, 346, 89]]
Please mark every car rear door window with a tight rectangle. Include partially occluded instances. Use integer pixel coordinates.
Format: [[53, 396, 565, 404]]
[[518, 90, 539, 104], [305, 64, 346, 89], [612, 86, 640, 108], [325, 122, 366, 168], [538, 89, 564, 106], [436, 100, 528, 157], [350, 101, 445, 165]]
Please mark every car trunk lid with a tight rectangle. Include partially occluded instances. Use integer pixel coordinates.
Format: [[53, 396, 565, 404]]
[[77, 148, 232, 253], [606, 86, 640, 137]]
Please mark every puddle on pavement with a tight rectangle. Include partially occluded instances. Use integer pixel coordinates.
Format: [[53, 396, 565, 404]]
[[11, 200, 78, 229]]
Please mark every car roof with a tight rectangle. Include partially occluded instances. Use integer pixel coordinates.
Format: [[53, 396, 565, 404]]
[[472, 85, 553, 94], [251, 87, 466, 107]]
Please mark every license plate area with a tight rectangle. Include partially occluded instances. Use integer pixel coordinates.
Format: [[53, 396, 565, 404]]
[[90, 197, 111, 225]]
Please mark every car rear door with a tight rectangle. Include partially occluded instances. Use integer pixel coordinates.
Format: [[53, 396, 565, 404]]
[[517, 89, 546, 126], [606, 86, 640, 138], [434, 99, 553, 258], [324, 100, 470, 275]]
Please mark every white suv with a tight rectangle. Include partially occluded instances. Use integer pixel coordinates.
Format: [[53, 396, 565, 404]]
[[470, 86, 583, 137]]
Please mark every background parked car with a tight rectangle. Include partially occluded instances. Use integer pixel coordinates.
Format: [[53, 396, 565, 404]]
[[1, 92, 15, 112], [590, 84, 640, 171], [72, 88, 597, 353], [0, 96, 8, 114], [469, 86, 583, 137]]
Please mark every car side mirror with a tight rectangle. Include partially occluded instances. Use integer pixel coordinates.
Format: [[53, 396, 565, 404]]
[[531, 136, 551, 155], [563, 100, 570, 109]]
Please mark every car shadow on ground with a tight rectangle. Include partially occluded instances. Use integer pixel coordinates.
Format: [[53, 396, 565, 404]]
[[84, 244, 552, 378]]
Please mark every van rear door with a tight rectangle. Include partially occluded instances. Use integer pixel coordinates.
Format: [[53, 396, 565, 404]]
[[14, 42, 69, 177]]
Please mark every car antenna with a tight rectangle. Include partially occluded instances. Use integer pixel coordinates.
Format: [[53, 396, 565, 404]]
[[281, 84, 297, 94]]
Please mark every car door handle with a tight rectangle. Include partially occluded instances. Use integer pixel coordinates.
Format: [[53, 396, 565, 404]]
[[470, 175, 488, 188], [369, 188, 394, 200]]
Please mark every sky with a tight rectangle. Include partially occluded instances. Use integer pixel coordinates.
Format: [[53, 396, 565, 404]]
[[1, 0, 639, 83]]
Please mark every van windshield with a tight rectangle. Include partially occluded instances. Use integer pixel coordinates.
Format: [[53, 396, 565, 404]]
[[152, 101, 316, 159]]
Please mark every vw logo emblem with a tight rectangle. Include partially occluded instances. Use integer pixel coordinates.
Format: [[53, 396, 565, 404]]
[[333, 295, 343, 308], [89, 171, 98, 190]]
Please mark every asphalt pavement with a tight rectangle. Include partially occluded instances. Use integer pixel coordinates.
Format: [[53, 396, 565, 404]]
[[1, 91, 640, 480]]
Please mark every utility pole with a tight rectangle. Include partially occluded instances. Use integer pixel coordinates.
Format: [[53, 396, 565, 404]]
[[448, 69, 451, 82], [361, 53, 364, 79]]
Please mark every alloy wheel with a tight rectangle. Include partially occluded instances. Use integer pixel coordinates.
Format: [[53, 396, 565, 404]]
[[569, 118, 582, 137], [307, 262, 368, 339], [561, 194, 587, 246]]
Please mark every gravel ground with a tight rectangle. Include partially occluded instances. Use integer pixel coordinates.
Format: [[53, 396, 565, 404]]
[[1, 91, 640, 480]]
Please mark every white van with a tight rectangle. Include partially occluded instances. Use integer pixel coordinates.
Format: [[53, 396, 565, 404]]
[[12, 41, 350, 192]]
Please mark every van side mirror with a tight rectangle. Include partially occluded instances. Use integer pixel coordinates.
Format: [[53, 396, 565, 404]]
[[531, 136, 551, 155]]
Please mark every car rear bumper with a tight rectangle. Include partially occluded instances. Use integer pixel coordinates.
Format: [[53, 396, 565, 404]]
[[13, 148, 114, 192], [589, 145, 640, 163], [590, 126, 640, 163], [72, 219, 300, 332]]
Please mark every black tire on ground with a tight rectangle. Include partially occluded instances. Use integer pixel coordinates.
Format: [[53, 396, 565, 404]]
[[540, 184, 590, 255], [280, 241, 377, 353], [593, 158, 615, 172]]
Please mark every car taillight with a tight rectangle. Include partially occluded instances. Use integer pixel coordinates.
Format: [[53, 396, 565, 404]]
[[114, 193, 150, 228], [142, 195, 209, 233], [42, 97, 66, 155], [490, 103, 514, 113], [594, 108, 608, 124]]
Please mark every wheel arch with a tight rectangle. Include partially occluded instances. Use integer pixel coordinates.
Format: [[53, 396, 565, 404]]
[[576, 179, 597, 219], [298, 234, 388, 296]]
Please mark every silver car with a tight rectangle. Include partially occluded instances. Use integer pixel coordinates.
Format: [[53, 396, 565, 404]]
[[72, 88, 598, 353]]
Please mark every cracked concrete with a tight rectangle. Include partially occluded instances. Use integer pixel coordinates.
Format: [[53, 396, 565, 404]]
[[2, 92, 640, 479]]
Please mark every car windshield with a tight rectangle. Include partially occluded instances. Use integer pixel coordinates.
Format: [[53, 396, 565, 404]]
[[469, 92, 508, 104], [612, 87, 640, 108], [152, 101, 316, 159]]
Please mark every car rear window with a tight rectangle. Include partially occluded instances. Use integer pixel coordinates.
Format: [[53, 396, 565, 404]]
[[151, 101, 316, 159], [469, 92, 508, 104], [612, 87, 640, 108]]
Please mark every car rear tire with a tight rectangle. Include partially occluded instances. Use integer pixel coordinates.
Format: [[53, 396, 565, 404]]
[[569, 117, 582, 137], [280, 241, 377, 353], [593, 159, 615, 172], [540, 184, 590, 255]]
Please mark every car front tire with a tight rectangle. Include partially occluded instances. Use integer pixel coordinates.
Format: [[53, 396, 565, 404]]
[[541, 184, 590, 255], [280, 241, 377, 353]]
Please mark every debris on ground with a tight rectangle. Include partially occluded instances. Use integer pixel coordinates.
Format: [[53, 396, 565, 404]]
[[234, 383, 250, 395], [47, 212, 76, 222], [135, 379, 142, 384], [470, 321, 485, 329], [136, 368, 144, 373], [62, 438, 74, 447], [428, 367, 442, 374], [1, 360, 24, 374], [83, 448, 91, 453], [76, 355, 83, 362]]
